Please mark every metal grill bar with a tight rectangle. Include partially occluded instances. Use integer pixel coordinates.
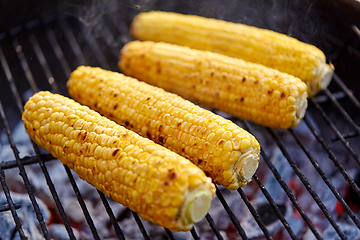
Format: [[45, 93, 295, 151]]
[[332, 73, 360, 108], [27, 28, 103, 239], [45, 25, 72, 77], [0, 154, 54, 170], [205, 213, 224, 240], [10, 32, 77, 239], [310, 98, 360, 182], [190, 227, 200, 240], [97, 190, 125, 240], [131, 210, 150, 240], [303, 116, 360, 200], [242, 121, 323, 240], [165, 228, 175, 240], [0, 103, 26, 239], [289, 128, 360, 229], [0, 202, 21, 212], [215, 185, 248, 240], [63, 165, 101, 240], [28, 33, 60, 93], [0, 46, 51, 240], [237, 188, 273, 239], [78, 22, 111, 70], [268, 128, 347, 240], [252, 174, 298, 240], [323, 89, 360, 134]]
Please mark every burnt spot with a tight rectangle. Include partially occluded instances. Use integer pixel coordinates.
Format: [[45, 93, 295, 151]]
[[164, 181, 169, 186], [177, 122, 182, 127], [211, 72, 214, 77], [125, 63, 130, 69], [146, 97, 151, 101], [192, 85, 196, 89], [81, 132, 88, 141], [281, 92, 286, 98], [100, 79, 104, 82], [157, 68, 161, 74], [242, 77, 246, 83], [130, 124, 134, 128], [94, 103, 98, 108], [114, 93, 118, 97], [169, 172, 177, 180], [158, 124, 164, 132], [159, 136, 164, 143], [33, 128, 35, 131], [268, 89, 274, 95], [112, 149, 120, 157], [146, 130, 151, 138], [254, 80, 259, 84], [241, 97, 244, 102], [114, 104, 118, 110], [200, 78, 203, 83], [181, 147, 185, 153], [217, 139, 225, 146], [198, 159, 203, 164], [109, 113, 113, 118], [124, 120, 130, 127]]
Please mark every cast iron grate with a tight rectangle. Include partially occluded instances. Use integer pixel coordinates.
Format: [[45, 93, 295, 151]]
[[0, 5, 360, 240]]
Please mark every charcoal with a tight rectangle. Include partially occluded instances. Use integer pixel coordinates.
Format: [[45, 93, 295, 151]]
[[0, 192, 50, 240]]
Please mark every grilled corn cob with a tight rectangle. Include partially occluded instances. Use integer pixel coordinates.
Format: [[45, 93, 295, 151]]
[[22, 91, 215, 231], [130, 11, 334, 97], [67, 66, 261, 190], [118, 41, 308, 129]]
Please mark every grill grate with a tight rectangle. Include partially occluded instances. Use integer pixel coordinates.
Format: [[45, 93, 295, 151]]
[[0, 3, 360, 240]]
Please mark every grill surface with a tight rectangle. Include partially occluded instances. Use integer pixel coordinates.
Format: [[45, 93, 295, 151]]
[[1, 1, 360, 240]]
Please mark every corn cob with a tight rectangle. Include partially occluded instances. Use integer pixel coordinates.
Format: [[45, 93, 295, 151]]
[[22, 91, 215, 231], [67, 66, 261, 190], [130, 11, 334, 97], [118, 41, 308, 129]]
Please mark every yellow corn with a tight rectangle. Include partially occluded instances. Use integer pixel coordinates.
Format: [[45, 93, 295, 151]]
[[119, 41, 308, 129], [67, 66, 261, 190], [22, 91, 215, 231], [130, 11, 334, 97]]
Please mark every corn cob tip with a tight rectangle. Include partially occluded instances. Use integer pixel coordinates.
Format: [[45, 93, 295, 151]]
[[184, 189, 213, 223], [309, 62, 334, 97], [235, 154, 258, 184]]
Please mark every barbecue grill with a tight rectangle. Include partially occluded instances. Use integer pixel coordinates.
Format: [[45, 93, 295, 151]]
[[1, 0, 360, 239]]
